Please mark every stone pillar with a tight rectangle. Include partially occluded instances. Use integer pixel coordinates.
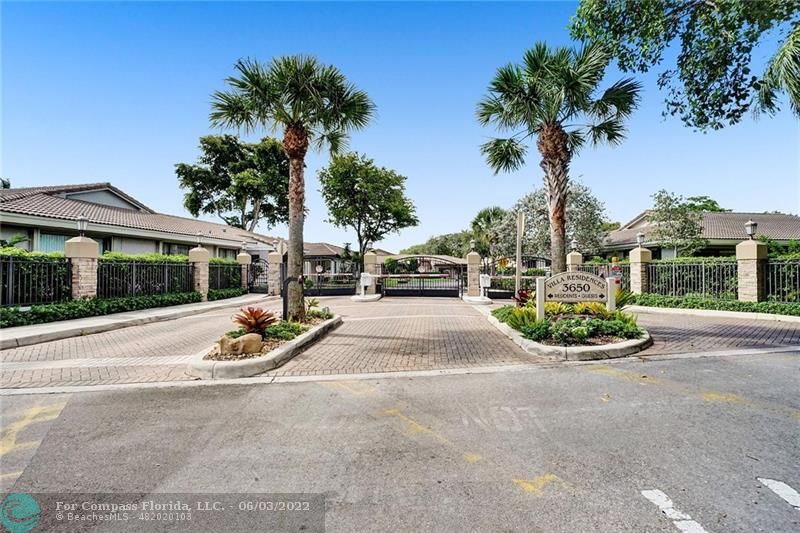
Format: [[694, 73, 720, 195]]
[[363, 251, 379, 295], [267, 251, 283, 296], [237, 251, 251, 291], [189, 246, 210, 301], [466, 251, 481, 297], [566, 251, 583, 272], [736, 239, 767, 302], [629, 247, 652, 295], [65, 236, 98, 299]]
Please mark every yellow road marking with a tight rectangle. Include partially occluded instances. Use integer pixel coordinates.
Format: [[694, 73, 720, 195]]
[[513, 474, 564, 495], [0, 402, 66, 457], [588, 365, 800, 422], [383, 408, 483, 464], [0, 471, 23, 480], [322, 381, 377, 396], [463, 453, 483, 464]]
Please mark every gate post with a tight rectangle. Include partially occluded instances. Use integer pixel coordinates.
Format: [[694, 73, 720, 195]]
[[65, 236, 98, 299], [267, 251, 282, 296], [466, 251, 481, 297], [566, 251, 582, 272], [736, 239, 767, 302], [189, 246, 210, 301], [363, 251, 378, 295], [237, 250, 251, 291], [629, 246, 652, 295]]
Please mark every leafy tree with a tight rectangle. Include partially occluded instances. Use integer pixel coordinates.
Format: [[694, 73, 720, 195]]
[[471, 206, 506, 260], [648, 190, 707, 256], [602, 221, 621, 232], [495, 182, 609, 259], [210, 56, 375, 320], [571, 0, 800, 130], [401, 231, 474, 257], [478, 42, 640, 273], [1, 178, 10, 189], [318, 153, 419, 261], [684, 195, 729, 212], [175, 135, 289, 231]]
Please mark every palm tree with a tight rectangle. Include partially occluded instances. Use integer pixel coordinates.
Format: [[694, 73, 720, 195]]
[[210, 56, 375, 320], [471, 206, 506, 264], [477, 42, 640, 273]]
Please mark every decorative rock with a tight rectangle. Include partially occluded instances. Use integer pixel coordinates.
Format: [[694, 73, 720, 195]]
[[218, 333, 263, 355]]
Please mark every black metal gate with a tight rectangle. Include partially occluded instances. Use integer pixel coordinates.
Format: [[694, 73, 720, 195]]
[[248, 259, 269, 293], [280, 263, 361, 296], [480, 255, 550, 299], [379, 256, 464, 297]]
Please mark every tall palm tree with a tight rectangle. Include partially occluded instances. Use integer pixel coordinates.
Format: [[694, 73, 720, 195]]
[[471, 206, 506, 263], [478, 42, 640, 273], [210, 56, 375, 320]]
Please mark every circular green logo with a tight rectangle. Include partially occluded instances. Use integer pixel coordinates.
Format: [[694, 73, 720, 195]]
[[0, 493, 40, 533]]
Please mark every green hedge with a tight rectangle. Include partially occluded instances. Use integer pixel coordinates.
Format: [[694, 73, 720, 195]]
[[631, 294, 800, 316], [1, 292, 202, 328], [210, 257, 239, 265], [1, 247, 65, 261], [651, 256, 737, 264], [208, 287, 247, 301], [99, 252, 189, 263]]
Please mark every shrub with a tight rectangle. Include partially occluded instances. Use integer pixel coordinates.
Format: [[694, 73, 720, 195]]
[[0, 247, 65, 260], [307, 308, 333, 320], [520, 320, 550, 341], [232, 307, 279, 336], [210, 257, 238, 265], [491, 305, 516, 323], [305, 297, 320, 310], [574, 302, 610, 318], [615, 288, 635, 308], [100, 252, 189, 263], [545, 302, 572, 317], [303, 277, 315, 290], [632, 294, 800, 317], [208, 288, 247, 301], [0, 292, 202, 328], [512, 289, 533, 307], [264, 321, 307, 340], [225, 327, 246, 338], [505, 307, 540, 330]]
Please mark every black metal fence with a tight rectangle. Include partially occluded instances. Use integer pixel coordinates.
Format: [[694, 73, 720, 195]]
[[646, 261, 737, 300], [766, 260, 800, 303], [0, 256, 72, 307], [97, 261, 194, 299], [577, 264, 630, 291], [209, 263, 242, 290], [303, 273, 359, 296]]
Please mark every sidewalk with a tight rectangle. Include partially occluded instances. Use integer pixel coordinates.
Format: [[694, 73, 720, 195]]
[[0, 293, 277, 349]]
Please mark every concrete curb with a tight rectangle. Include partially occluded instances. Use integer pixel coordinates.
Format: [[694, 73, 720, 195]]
[[462, 295, 493, 305], [350, 294, 382, 302], [186, 315, 342, 379], [478, 306, 652, 360], [1, 295, 278, 350], [627, 305, 800, 323]]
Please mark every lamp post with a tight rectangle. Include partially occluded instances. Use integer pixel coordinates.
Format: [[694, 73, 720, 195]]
[[636, 232, 645, 247], [570, 238, 578, 252], [195, 232, 203, 247], [469, 238, 476, 251], [744, 219, 757, 240], [76, 215, 88, 237]]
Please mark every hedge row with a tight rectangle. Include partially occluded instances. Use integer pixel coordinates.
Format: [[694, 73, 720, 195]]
[[631, 294, 800, 317], [208, 287, 247, 301], [1, 292, 202, 328], [2, 248, 240, 265]]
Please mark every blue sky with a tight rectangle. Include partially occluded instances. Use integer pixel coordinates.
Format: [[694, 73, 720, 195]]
[[3, 1, 799, 252]]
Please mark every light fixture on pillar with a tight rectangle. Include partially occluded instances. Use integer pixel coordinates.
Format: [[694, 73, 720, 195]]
[[196, 232, 203, 247], [744, 219, 757, 240], [469, 238, 476, 251], [570, 238, 578, 252], [76, 215, 88, 237], [241, 241, 248, 252], [636, 232, 645, 247]]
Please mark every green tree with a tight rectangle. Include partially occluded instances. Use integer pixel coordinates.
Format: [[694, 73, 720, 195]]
[[401, 231, 473, 257], [478, 42, 640, 273], [684, 195, 729, 212], [471, 206, 506, 260], [0, 178, 10, 189], [495, 182, 609, 259], [175, 135, 289, 231], [648, 190, 707, 256], [210, 56, 375, 320], [571, 0, 800, 130], [318, 153, 419, 261]]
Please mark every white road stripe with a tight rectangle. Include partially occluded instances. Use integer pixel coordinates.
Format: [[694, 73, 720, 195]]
[[641, 489, 709, 533], [758, 478, 800, 509]]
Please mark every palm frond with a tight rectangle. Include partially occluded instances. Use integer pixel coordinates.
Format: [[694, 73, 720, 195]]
[[590, 78, 642, 119], [755, 23, 800, 117], [480, 138, 528, 174], [586, 119, 627, 146]]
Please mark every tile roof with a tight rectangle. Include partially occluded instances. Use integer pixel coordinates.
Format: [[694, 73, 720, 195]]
[[0, 183, 280, 245], [605, 211, 800, 247], [303, 242, 346, 257]]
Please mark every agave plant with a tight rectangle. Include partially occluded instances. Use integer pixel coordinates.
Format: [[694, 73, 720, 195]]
[[232, 306, 279, 336]]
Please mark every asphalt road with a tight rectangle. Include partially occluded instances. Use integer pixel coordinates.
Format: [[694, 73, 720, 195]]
[[2, 350, 798, 532]]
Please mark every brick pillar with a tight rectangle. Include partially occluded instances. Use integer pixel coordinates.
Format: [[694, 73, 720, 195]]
[[267, 251, 282, 296], [566, 251, 583, 272], [189, 246, 210, 301], [629, 247, 652, 294], [363, 251, 378, 295], [237, 251, 251, 290], [65, 236, 98, 299], [736, 239, 767, 302], [466, 251, 480, 297]]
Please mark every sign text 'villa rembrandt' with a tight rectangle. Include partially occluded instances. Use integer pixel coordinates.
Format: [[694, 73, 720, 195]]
[[544, 272, 607, 303]]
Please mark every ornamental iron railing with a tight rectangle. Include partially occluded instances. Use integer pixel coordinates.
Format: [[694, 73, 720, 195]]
[[646, 261, 737, 300], [766, 260, 800, 303], [0, 256, 72, 307], [209, 263, 242, 290], [97, 261, 194, 299]]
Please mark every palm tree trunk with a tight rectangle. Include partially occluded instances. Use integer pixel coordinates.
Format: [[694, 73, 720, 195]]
[[284, 125, 309, 321], [538, 124, 570, 274]]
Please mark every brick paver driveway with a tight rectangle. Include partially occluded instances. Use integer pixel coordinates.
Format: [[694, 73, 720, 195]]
[[2, 296, 798, 389], [266, 297, 540, 376]]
